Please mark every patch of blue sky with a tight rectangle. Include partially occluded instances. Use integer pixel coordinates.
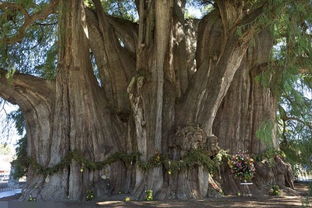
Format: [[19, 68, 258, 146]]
[[0, 100, 20, 147], [186, 5, 203, 18]]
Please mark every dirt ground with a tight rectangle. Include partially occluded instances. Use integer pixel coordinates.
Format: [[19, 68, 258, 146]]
[[0, 182, 310, 208]]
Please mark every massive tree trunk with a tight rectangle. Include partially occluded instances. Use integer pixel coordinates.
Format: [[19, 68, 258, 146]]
[[214, 30, 277, 154], [2, 0, 128, 200], [0, 0, 291, 201], [213, 30, 295, 195]]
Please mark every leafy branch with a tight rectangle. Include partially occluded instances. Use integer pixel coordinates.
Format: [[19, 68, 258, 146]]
[[0, 0, 59, 44]]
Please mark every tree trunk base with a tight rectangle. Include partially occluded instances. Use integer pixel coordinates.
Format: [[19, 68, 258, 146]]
[[130, 167, 223, 200], [219, 157, 296, 196], [19, 173, 68, 201]]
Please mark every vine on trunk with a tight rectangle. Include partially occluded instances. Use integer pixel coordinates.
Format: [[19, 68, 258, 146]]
[[15, 149, 224, 178], [14, 145, 286, 179]]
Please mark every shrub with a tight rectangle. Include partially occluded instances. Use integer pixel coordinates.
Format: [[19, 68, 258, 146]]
[[27, 195, 37, 202], [308, 182, 312, 196], [145, 189, 153, 201], [270, 185, 280, 196], [85, 190, 95, 201]]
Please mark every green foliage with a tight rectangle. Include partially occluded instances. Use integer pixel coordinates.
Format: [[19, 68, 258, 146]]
[[101, 0, 138, 22], [162, 149, 221, 175], [252, 1, 311, 174], [308, 183, 312, 197], [4, 69, 16, 84], [124, 197, 131, 202], [0, 144, 11, 155], [269, 185, 281, 196], [185, 0, 213, 18], [256, 120, 275, 147], [214, 149, 230, 164], [278, 82, 312, 172], [267, 0, 312, 173], [281, 138, 312, 173], [0, 1, 58, 77], [35, 42, 58, 79], [85, 190, 95, 201], [27, 195, 37, 202], [301, 196, 311, 208], [254, 148, 285, 167], [145, 189, 153, 201], [7, 109, 25, 136], [11, 136, 27, 179], [12, 148, 221, 178]]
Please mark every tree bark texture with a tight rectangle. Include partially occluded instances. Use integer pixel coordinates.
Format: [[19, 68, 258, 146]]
[[213, 30, 277, 154], [213, 30, 295, 195], [0, 0, 293, 200]]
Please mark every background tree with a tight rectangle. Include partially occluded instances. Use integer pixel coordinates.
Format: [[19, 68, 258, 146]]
[[0, 0, 311, 200]]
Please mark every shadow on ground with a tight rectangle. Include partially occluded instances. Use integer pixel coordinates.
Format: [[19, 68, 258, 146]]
[[0, 182, 310, 207]]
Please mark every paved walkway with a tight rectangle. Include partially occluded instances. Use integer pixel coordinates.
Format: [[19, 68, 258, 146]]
[[0, 183, 310, 207], [0, 189, 21, 199], [0, 196, 310, 208]]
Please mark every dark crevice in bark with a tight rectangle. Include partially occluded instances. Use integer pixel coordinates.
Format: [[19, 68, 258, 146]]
[[177, 10, 248, 135], [249, 70, 256, 154], [86, 1, 136, 113], [66, 165, 70, 198], [213, 29, 294, 195], [2, 0, 295, 201]]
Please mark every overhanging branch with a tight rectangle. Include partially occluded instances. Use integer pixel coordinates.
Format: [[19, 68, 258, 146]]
[[0, 2, 30, 17], [0, 0, 59, 44], [0, 69, 54, 108], [237, 4, 266, 27]]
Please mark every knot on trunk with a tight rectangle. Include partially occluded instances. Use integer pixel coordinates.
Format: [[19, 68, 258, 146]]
[[273, 156, 295, 189], [127, 76, 146, 126], [206, 135, 220, 156], [127, 76, 144, 107], [172, 125, 220, 156], [251, 156, 295, 194]]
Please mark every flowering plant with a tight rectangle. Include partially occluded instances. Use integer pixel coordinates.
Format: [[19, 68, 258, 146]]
[[227, 153, 255, 181]]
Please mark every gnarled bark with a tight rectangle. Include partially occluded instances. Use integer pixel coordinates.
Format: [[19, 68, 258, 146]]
[[16, 0, 129, 200], [213, 30, 294, 195], [85, 0, 136, 114], [0, 0, 291, 201]]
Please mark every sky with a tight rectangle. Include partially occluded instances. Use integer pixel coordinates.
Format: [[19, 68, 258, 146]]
[[186, 5, 203, 18], [0, 101, 20, 147], [0, 101, 18, 171]]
